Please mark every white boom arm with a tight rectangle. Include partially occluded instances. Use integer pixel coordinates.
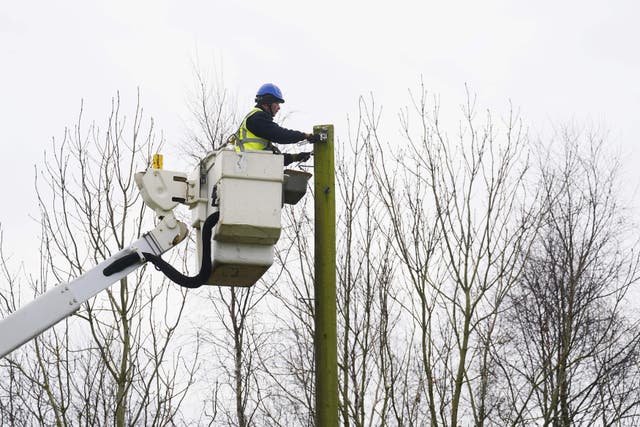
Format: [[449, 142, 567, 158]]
[[0, 215, 187, 359]]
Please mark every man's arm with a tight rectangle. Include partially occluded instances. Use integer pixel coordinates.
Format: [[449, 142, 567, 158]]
[[246, 110, 308, 144]]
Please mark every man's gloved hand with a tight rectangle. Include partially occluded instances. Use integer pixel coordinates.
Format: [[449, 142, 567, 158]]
[[305, 133, 321, 143], [296, 151, 312, 162], [283, 152, 312, 166]]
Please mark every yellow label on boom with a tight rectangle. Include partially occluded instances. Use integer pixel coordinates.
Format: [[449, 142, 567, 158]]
[[152, 154, 163, 170]]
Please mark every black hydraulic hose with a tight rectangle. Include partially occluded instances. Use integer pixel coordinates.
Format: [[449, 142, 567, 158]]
[[142, 211, 220, 289], [103, 252, 142, 277]]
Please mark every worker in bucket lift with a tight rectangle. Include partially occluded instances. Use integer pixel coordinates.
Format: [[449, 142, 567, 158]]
[[235, 83, 319, 165]]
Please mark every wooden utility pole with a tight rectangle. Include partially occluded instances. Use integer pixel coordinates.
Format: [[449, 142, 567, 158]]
[[313, 124, 338, 426]]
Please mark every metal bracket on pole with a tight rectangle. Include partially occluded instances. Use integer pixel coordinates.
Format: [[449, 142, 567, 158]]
[[316, 126, 330, 143]]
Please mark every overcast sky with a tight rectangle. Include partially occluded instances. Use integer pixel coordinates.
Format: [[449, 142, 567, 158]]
[[1, 0, 639, 263]]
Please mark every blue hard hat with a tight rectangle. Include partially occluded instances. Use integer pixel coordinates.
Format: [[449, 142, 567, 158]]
[[255, 83, 285, 103]]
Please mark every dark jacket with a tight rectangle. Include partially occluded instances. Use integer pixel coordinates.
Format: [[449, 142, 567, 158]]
[[245, 108, 307, 145]]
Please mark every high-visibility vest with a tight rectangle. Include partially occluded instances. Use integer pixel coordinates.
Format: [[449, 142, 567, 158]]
[[236, 108, 271, 152]]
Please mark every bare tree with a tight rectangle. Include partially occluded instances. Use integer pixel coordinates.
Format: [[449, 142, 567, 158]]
[[499, 128, 640, 426], [0, 91, 199, 426], [183, 62, 239, 158], [250, 199, 317, 426], [333, 106, 402, 427], [0, 226, 44, 426], [364, 85, 540, 426]]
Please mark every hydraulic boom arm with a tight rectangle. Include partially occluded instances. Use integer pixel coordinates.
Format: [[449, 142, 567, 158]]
[[0, 215, 187, 359]]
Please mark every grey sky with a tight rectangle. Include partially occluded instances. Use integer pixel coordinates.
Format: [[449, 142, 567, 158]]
[[1, 0, 639, 262]]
